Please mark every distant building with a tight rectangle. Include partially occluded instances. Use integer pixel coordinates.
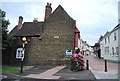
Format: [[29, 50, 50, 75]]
[[78, 39, 92, 55], [93, 43, 100, 58], [7, 3, 80, 65]]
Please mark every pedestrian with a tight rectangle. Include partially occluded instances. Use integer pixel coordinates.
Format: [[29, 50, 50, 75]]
[[80, 50, 84, 55]]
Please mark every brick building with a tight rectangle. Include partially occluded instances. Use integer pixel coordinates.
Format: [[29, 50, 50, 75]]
[[9, 3, 80, 65]]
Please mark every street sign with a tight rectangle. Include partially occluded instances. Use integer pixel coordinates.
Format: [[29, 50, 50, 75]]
[[64, 49, 72, 57], [16, 48, 25, 59]]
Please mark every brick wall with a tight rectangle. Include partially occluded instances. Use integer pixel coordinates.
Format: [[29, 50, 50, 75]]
[[25, 7, 75, 65]]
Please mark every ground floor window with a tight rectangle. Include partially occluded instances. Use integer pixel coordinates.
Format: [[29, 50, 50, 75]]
[[104, 46, 109, 55], [112, 47, 114, 55], [116, 47, 119, 55]]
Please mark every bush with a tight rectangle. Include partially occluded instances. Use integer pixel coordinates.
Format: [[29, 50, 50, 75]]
[[70, 53, 85, 72]]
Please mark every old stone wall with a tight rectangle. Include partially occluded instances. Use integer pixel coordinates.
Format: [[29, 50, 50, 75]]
[[25, 14, 75, 65]]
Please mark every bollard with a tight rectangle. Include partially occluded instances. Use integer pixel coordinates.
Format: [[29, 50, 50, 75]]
[[86, 60, 89, 70], [20, 60, 23, 73], [105, 60, 107, 72]]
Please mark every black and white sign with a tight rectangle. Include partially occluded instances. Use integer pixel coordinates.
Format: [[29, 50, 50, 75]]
[[16, 48, 25, 59]]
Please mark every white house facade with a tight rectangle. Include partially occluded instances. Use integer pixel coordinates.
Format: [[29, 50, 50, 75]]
[[100, 37, 104, 58], [100, 25, 120, 62]]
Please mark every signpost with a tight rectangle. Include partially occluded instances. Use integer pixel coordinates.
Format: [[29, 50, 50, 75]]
[[16, 37, 27, 73]]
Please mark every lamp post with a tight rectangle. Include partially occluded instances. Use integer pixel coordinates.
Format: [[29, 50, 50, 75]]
[[20, 37, 27, 73]]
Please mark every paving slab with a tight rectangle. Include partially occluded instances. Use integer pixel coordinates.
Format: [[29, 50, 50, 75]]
[[90, 69, 118, 79], [15, 65, 54, 76], [54, 66, 96, 80], [24, 66, 66, 79]]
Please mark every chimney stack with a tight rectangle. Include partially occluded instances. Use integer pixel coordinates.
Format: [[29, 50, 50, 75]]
[[33, 18, 38, 23], [44, 3, 52, 21], [17, 16, 23, 31]]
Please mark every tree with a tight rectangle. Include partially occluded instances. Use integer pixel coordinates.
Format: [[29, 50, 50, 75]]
[[0, 9, 15, 51]]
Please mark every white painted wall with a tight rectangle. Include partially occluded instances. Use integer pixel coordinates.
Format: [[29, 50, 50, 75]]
[[100, 39, 104, 58], [118, 28, 120, 58], [103, 30, 119, 61]]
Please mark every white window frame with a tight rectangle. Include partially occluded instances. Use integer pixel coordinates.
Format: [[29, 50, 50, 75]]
[[114, 32, 116, 41]]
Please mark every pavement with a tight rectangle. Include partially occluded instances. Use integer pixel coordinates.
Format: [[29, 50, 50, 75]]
[[84, 55, 120, 80], [1, 55, 120, 81], [1, 65, 96, 81]]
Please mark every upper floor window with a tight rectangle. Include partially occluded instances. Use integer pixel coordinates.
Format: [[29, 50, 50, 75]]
[[105, 38, 107, 44], [114, 32, 116, 41], [108, 36, 110, 43]]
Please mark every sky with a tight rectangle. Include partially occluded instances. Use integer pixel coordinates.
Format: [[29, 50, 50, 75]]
[[118, 1, 120, 24], [1, 0, 120, 46]]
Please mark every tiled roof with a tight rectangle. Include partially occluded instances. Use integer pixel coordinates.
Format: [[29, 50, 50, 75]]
[[101, 24, 120, 39], [110, 24, 120, 33], [10, 5, 79, 37], [12, 22, 44, 37], [9, 25, 18, 36], [75, 27, 80, 33], [45, 5, 74, 22]]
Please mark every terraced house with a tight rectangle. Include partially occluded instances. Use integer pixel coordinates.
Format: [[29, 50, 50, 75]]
[[8, 3, 80, 65], [99, 24, 120, 62]]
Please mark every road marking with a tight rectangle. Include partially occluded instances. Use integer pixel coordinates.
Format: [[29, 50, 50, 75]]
[[24, 66, 66, 79]]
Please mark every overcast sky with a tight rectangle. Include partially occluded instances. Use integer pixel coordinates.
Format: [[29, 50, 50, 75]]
[[1, 0, 119, 46]]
